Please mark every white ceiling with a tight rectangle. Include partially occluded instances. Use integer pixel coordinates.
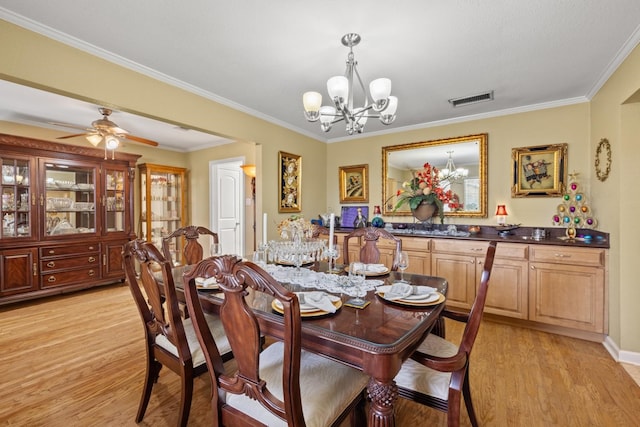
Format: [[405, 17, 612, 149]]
[[1, 1, 640, 151]]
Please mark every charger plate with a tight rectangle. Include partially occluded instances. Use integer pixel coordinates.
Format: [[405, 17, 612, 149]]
[[271, 298, 342, 317], [376, 291, 445, 307]]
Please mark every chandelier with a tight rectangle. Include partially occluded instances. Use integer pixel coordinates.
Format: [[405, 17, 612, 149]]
[[438, 151, 469, 182], [302, 33, 398, 135]]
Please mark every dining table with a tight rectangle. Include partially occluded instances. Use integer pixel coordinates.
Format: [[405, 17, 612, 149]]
[[170, 261, 448, 427]]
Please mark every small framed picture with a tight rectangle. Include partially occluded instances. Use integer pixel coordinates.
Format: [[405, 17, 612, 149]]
[[339, 164, 369, 203], [341, 206, 369, 229], [278, 151, 301, 213], [512, 143, 567, 197]]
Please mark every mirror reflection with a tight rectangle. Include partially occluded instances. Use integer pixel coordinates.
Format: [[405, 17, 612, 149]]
[[382, 134, 488, 218]]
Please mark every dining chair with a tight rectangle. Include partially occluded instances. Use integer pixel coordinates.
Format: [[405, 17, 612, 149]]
[[394, 240, 497, 427], [182, 255, 370, 427], [123, 239, 231, 427], [311, 223, 339, 246], [162, 224, 218, 267], [342, 226, 403, 270]]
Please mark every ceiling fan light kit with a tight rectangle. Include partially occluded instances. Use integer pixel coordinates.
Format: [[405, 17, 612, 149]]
[[303, 33, 398, 135]]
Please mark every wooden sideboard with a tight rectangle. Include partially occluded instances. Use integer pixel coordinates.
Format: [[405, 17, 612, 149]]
[[335, 230, 608, 342], [0, 134, 140, 305]]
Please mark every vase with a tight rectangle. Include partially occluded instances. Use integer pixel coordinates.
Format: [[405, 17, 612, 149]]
[[411, 201, 438, 222]]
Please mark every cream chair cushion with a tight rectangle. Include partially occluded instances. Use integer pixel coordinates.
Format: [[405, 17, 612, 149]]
[[224, 341, 369, 427], [156, 313, 230, 367], [394, 333, 459, 400]]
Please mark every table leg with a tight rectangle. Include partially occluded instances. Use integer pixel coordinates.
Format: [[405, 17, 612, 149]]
[[366, 377, 398, 426]]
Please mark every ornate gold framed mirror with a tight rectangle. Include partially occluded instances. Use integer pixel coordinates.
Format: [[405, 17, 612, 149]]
[[382, 134, 488, 218]]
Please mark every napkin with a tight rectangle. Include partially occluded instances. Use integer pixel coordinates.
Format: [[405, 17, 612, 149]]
[[364, 264, 388, 273], [299, 291, 339, 313], [382, 283, 437, 301]]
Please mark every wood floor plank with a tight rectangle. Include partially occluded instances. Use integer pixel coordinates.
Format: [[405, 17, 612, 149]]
[[1, 284, 639, 426]]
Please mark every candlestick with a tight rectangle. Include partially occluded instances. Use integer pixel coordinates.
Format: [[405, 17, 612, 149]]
[[262, 213, 268, 245], [328, 213, 335, 252]]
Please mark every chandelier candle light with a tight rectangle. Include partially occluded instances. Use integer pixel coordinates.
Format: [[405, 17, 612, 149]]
[[303, 33, 398, 135]]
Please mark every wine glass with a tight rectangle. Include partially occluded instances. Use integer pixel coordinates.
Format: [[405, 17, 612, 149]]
[[395, 251, 409, 283], [347, 262, 367, 306], [327, 245, 341, 274]]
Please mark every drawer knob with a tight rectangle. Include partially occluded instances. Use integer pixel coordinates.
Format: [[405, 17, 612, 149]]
[[88, 269, 96, 277], [48, 250, 55, 255], [47, 261, 55, 268], [47, 276, 56, 283], [88, 256, 96, 263]]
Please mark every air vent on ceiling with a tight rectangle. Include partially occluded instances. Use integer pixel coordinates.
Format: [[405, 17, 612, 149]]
[[448, 91, 494, 107]]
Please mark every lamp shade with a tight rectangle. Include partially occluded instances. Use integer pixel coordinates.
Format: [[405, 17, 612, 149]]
[[381, 96, 398, 116], [319, 106, 336, 124], [240, 164, 257, 178], [86, 134, 103, 146], [105, 134, 120, 150], [369, 78, 391, 102], [495, 205, 508, 216], [327, 76, 349, 103], [303, 91, 322, 112]]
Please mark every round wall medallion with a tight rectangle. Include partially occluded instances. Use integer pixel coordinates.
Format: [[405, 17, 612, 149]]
[[595, 138, 611, 182]]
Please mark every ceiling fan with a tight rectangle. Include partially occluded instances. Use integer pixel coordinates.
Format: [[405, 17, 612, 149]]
[[51, 107, 159, 156]]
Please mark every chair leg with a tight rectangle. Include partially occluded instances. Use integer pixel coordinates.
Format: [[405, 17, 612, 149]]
[[177, 373, 194, 427], [136, 359, 162, 422], [462, 370, 478, 427]]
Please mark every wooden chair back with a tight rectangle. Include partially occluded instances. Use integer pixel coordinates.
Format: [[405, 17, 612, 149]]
[[311, 224, 338, 246], [162, 225, 218, 266], [123, 238, 206, 426], [342, 226, 403, 270], [183, 255, 307, 425]]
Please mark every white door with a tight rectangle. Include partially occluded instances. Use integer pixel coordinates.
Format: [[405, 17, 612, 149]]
[[210, 159, 244, 256]]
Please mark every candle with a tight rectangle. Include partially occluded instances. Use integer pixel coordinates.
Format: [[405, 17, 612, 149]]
[[262, 213, 268, 245], [328, 213, 335, 252]]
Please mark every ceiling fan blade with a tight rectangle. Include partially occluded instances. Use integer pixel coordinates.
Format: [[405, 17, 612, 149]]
[[48, 121, 92, 132], [123, 134, 159, 147], [57, 133, 89, 140]]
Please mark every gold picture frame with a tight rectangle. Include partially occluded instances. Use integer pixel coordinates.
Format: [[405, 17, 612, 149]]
[[512, 143, 567, 197], [339, 164, 369, 203], [278, 151, 302, 213]]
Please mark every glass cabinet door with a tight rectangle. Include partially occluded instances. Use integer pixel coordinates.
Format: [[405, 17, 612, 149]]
[[104, 166, 128, 234], [1, 156, 33, 239], [139, 164, 186, 250], [42, 160, 97, 237]]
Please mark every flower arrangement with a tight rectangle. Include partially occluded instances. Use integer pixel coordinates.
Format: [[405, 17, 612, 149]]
[[393, 162, 459, 222], [277, 215, 313, 241]]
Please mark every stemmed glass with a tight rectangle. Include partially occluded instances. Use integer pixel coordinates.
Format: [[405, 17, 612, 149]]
[[395, 251, 409, 283], [347, 262, 367, 306], [326, 245, 341, 274]]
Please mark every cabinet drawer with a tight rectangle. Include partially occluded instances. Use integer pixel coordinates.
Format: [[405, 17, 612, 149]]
[[41, 267, 100, 288], [399, 236, 430, 252], [432, 239, 487, 255], [495, 243, 528, 260], [41, 255, 100, 272], [40, 243, 100, 258], [529, 246, 605, 267]]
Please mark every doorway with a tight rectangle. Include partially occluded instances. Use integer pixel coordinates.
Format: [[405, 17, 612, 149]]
[[209, 158, 245, 256]]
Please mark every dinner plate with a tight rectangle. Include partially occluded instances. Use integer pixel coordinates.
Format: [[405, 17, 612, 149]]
[[343, 265, 390, 276], [275, 259, 315, 267], [272, 295, 342, 317], [376, 290, 445, 307], [195, 277, 219, 290]]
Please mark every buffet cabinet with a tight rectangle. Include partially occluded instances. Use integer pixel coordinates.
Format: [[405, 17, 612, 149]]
[[336, 231, 608, 341], [0, 134, 140, 305]]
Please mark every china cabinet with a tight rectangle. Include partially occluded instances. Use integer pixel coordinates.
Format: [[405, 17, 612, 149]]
[[0, 133, 140, 305], [138, 163, 187, 264]]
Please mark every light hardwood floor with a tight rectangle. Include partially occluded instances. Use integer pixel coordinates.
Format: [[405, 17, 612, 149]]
[[1, 284, 639, 426]]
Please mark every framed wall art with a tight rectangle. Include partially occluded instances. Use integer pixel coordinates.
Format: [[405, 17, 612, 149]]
[[339, 164, 369, 203], [512, 143, 567, 197], [278, 151, 302, 213]]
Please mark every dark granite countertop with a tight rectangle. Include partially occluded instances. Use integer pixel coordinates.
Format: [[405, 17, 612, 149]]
[[333, 224, 610, 249]]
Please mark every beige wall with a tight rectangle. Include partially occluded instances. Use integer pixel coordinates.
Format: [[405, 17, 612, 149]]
[[327, 103, 590, 227], [591, 43, 640, 354], [2, 19, 639, 355]]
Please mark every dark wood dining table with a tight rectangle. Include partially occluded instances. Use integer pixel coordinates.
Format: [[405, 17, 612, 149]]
[[171, 262, 448, 427]]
